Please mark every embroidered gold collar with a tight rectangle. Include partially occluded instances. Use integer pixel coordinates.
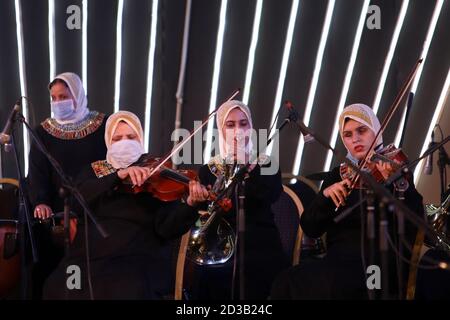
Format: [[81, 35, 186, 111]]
[[41, 111, 105, 140]]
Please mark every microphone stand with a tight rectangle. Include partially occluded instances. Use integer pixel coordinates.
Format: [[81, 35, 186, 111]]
[[365, 188, 376, 300], [16, 113, 108, 242], [384, 135, 449, 188], [395, 189, 405, 300], [378, 198, 390, 300], [236, 181, 245, 300], [8, 133, 38, 299], [59, 187, 71, 260], [437, 142, 449, 202]]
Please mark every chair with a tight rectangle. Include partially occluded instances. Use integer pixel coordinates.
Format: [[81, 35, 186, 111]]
[[174, 230, 191, 300], [406, 229, 426, 299], [271, 184, 309, 266]]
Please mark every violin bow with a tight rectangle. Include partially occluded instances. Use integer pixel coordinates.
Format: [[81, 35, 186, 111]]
[[147, 88, 241, 177]]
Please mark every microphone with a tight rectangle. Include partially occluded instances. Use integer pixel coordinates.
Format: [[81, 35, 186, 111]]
[[424, 131, 434, 175], [285, 101, 314, 143], [0, 103, 21, 145]]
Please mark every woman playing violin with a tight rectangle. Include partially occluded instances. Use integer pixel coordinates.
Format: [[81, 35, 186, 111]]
[[188, 100, 289, 300], [271, 103, 424, 300], [43, 111, 209, 300], [326, 106, 396, 207]]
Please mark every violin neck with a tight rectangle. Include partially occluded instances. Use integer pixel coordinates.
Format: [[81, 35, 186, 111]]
[[159, 168, 190, 186], [370, 153, 397, 167]]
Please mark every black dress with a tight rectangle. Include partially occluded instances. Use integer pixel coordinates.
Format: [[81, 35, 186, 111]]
[[43, 161, 199, 299], [27, 111, 107, 298], [271, 166, 424, 299], [187, 158, 289, 300]]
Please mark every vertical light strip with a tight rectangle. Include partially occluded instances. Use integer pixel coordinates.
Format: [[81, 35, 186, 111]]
[[372, 0, 409, 115], [0, 125, 2, 177], [48, 0, 56, 81], [394, 0, 444, 147], [266, 0, 300, 156], [291, 0, 335, 177], [14, 0, 30, 174], [144, 0, 159, 152], [242, 0, 263, 105], [113, 0, 124, 113], [203, 0, 228, 162], [414, 67, 450, 183], [323, 0, 371, 172], [82, 0, 88, 94]]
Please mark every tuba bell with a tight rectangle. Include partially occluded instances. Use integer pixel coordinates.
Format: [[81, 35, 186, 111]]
[[186, 162, 242, 265]]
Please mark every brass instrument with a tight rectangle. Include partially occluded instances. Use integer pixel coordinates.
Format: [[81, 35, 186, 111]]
[[186, 207, 236, 265], [425, 192, 450, 251], [186, 162, 241, 265]]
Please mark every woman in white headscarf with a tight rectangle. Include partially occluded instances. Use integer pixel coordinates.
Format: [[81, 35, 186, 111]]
[[43, 110, 209, 299], [187, 100, 289, 300], [271, 103, 424, 300], [29, 72, 107, 219], [27, 72, 108, 299]]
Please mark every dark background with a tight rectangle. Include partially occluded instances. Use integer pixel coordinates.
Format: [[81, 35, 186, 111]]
[[0, 0, 449, 186]]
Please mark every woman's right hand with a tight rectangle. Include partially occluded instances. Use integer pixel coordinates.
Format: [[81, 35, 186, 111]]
[[117, 166, 152, 187], [323, 178, 351, 207], [34, 204, 53, 220]]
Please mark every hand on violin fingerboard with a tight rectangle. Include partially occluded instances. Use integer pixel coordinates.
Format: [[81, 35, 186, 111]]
[[34, 204, 53, 219], [369, 159, 398, 181], [323, 178, 352, 207], [186, 180, 209, 207], [118, 166, 152, 187]]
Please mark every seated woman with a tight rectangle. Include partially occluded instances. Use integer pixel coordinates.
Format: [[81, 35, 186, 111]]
[[43, 111, 209, 299], [271, 103, 424, 300]]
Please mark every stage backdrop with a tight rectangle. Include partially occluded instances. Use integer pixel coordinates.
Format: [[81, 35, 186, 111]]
[[0, 0, 449, 203]]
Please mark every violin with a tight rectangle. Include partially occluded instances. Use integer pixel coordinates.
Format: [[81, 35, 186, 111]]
[[120, 154, 232, 210], [119, 89, 241, 207], [340, 144, 409, 188]]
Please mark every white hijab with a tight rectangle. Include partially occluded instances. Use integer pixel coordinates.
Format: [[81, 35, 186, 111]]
[[50, 72, 89, 124], [339, 103, 383, 162], [105, 111, 145, 169]]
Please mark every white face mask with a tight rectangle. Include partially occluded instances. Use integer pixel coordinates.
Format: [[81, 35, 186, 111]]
[[106, 139, 145, 169], [51, 99, 75, 121], [223, 129, 251, 164]]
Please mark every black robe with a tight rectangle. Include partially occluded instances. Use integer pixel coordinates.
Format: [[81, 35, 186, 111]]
[[43, 165, 199, 300], [187, 162, 289, 300], [271, 166, 424, 300]]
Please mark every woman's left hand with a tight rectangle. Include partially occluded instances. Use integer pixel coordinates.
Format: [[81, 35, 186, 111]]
[[374, 160, 396, 180], [186, 181, 210, 207]]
